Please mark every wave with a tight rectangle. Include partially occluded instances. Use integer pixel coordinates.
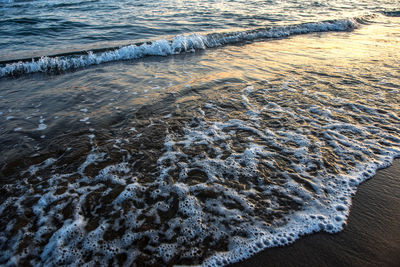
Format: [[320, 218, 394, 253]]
[[0, 17, 369, 78], [382, 10, 400, 17]]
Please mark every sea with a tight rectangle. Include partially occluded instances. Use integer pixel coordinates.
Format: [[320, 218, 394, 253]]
[[0, 0, 399, 266]]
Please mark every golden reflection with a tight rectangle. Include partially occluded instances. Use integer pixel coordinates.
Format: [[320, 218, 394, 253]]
[[176, 15, 400, 90]]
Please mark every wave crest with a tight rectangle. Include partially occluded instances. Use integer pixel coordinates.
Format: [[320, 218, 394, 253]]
[[0, 18, 361, 78]]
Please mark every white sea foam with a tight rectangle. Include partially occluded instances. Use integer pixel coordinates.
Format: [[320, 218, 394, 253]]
[[4, 79, 397, 266], [37, 116, 47, 130]]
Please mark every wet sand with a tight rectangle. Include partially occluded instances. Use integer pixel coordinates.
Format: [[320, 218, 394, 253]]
[[231, 159, 400, 267]]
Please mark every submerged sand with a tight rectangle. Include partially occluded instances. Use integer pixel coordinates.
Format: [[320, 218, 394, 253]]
[[232, 159, 400, 267]]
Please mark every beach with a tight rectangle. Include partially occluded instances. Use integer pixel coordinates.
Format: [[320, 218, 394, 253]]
[[232, 159, 400, 267]]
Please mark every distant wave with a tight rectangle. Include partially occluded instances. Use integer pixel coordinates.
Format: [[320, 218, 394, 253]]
[[382, 10, 400, 17], [0, 16, 372, 78]]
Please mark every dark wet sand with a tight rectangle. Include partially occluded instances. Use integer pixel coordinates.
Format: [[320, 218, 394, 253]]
[[231, 159, 400, 267]]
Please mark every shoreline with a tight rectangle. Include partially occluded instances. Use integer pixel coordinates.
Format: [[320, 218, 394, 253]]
[[230, 159, 400, 267]]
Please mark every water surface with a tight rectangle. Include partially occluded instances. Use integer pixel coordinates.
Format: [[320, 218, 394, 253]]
[[0, 1, 400, 266]]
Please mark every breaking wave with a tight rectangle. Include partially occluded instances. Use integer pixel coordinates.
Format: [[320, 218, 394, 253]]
[[0, 17, 366, 78]]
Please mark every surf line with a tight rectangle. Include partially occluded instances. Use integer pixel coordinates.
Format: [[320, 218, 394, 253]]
[[0, 17, 372, 78]]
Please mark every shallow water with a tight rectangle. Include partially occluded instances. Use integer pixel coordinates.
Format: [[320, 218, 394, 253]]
[[1, 2, 400, 267]]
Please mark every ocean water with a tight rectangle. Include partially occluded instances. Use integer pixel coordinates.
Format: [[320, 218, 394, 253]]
[[0, 0, 400, 266]]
